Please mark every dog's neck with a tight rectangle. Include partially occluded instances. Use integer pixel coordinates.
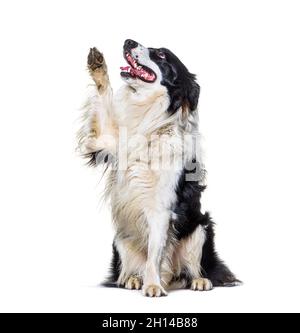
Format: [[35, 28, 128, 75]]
[[114, 84, 170, 135]]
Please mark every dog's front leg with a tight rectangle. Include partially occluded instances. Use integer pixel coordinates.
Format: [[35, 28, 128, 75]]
[[142, 210, 169, 297], [77, 47, 118, 162]]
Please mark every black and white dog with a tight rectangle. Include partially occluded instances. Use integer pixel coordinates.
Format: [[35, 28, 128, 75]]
[[78, 39, 240, 297]]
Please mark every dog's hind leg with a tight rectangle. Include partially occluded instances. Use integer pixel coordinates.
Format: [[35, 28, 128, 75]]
[[173, 225, 213, 291], [173, 220, 240, 290], [77, 47, 118, 165], [103, 237, 147, 289]]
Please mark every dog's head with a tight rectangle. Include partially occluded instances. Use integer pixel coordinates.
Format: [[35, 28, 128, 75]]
[[121, 39, 200, 114]]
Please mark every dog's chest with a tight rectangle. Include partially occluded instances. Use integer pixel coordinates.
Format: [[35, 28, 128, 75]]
[[110, 133, 182, 234]]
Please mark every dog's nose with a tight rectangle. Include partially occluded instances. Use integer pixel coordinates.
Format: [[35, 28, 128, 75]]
[[124, 39, 138, 50]]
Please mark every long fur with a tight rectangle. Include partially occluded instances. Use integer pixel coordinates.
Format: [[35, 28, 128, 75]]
[[78, 40, 240, 296]]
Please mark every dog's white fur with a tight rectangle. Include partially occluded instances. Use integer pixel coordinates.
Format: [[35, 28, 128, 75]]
[[78, 45, 208, 296]]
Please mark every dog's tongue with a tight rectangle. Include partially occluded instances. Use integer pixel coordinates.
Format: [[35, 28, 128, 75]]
[[120, 64, 155, 81], [120, 66, 130, 71]]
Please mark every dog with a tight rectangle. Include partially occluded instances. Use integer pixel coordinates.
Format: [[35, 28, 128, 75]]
[[77, 39, 240, 297]]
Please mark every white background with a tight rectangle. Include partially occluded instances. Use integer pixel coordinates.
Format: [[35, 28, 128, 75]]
[[0, 0, 299, 313]]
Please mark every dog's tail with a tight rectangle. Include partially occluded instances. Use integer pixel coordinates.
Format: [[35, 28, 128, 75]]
[[101, 242, 122, 289], [101, 281, 119, 288], [201, 221, 242, 287], [204, 258, 242, 287]]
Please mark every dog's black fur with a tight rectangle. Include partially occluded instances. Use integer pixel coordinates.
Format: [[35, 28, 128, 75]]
[[149, 47, 200, 114], [172, 165, 238, 287], [106, 162, 239, 288], [100, 40, 239, 289]]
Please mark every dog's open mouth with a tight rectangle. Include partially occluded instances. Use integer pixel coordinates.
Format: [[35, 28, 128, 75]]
[[120, 52, 156, 83]]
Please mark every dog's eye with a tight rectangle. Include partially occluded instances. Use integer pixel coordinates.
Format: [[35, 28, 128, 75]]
[[157, 51, 166, 59]]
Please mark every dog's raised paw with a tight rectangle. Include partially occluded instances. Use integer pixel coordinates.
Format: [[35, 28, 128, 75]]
[[125, 276, 142, 290], [191, 278, 213, 291], [88, 47, 104, 71], [142, 284, 167, 297]]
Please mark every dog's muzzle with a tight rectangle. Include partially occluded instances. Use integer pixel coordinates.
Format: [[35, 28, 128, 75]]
[[120, 39, 157, 83]]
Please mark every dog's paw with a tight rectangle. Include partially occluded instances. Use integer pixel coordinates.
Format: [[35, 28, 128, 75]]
[[142, 284, 167, 297], [125, 276, 142, 290], [191, 278, 213, 291], [87, 47, 109, 89], [88, 47, 104, 71]]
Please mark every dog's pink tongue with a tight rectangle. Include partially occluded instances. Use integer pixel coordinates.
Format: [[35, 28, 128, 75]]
[[120, 66, 130, 71]]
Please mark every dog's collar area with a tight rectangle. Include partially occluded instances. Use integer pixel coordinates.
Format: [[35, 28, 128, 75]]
[[120, 52, 156, 83]]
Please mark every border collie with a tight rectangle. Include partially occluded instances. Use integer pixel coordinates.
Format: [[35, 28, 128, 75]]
[[77, 39, 240, 297]]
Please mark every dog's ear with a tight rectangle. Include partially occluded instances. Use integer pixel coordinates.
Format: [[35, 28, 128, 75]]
[[168, 81, 200, 114], [168, 89, 184, 114], [186, 80, 200, 111]]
